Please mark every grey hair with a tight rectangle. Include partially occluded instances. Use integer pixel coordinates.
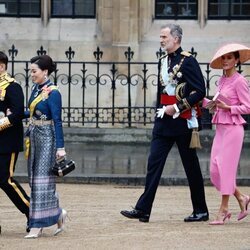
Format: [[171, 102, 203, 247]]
[[161, 23, 183, 43]]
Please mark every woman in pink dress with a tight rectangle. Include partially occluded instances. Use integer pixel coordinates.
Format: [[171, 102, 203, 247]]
[[209, 43, 250, 225]]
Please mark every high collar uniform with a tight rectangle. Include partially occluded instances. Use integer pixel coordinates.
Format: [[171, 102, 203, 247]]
[[154, 47, 206, 136]]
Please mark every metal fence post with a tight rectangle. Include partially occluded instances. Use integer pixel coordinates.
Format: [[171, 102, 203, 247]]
[[8, 44, 18, 78], [124, 47, 134, 127], [65, 46, 75, 127], [93, 46, 103, 128]]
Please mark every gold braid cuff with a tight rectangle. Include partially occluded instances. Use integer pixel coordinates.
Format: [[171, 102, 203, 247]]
[[0, 117, 12, 131], [182, 98, 192, 109]]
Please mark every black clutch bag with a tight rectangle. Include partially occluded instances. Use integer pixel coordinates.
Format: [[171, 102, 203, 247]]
[[52, 157, 76, 177]]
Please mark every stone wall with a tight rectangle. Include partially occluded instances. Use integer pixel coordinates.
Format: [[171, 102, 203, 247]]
[[0, 0, 249, 63], [63, 127, 250, 148], [0, 0, 249, 104]]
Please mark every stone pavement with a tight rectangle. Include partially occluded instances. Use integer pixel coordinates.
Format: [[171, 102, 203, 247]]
[[1, 183, 250, 250]]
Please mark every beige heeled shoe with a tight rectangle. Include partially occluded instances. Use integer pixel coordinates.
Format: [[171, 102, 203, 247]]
[[54, 209, 67, 236], [24, 228, 43, 239]]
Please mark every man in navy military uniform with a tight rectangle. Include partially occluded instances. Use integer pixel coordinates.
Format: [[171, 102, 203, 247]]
[[121, 23, 208, 222], [0, 51, 30, 232]]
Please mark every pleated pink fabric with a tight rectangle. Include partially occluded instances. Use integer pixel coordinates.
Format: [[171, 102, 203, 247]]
[[210, 72, 250, 195]]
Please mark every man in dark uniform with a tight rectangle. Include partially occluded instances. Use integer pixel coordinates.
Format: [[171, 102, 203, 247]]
[[120, 23, 208, 222], [0, 51, 30, 232]]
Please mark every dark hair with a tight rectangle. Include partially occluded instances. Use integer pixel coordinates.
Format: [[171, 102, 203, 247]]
[[30, 55, 56, 75], [233, 51, 241, 66], [0, 51, 8, 69]]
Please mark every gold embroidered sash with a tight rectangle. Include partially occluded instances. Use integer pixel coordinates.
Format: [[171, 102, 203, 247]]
[[25, 85, 58, 159]]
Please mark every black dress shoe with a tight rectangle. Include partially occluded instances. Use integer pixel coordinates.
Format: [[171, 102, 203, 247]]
[[184, 212, 209, 222], [120, 209, 150, 222]]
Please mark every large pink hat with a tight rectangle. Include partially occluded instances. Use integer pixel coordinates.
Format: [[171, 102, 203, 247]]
[[210, 43, 250, 69]]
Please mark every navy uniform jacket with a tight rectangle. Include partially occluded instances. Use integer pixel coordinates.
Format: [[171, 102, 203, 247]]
[[0, 80, 24, 153], [153, 47, 206, 136]]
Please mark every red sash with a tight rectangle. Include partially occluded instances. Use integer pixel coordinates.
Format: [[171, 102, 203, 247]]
[[160, 94, 192, 119]]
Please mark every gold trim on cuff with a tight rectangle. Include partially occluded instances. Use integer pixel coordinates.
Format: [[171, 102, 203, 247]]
[[183, 98, 191, 110]]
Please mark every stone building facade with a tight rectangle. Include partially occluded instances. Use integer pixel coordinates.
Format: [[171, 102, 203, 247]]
[[0, 0, 249, 121], [0, 0, 249, 63]]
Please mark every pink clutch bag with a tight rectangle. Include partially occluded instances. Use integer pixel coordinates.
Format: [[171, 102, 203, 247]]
[[202, 92, 231, 110], [212, 92, 231, 105]]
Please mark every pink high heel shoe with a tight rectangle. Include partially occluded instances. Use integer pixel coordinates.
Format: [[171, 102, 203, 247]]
[[209, 212, 231, 225], [238, 195, 250, 221]]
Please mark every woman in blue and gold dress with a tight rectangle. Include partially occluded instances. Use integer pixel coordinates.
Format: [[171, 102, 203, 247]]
[[24, 55, 67, 238]]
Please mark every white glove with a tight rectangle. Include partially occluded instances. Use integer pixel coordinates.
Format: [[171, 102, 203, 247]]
[[6, 109, 12, 116], [156, 106, 167, 119]]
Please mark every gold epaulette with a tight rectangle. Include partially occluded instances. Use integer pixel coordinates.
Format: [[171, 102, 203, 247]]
[[0, 117, 12, 131], [0, 73, 15, 85], [181, 51, 191, 57], [0, 73, 16, 101], [4, 74, 15, 83]]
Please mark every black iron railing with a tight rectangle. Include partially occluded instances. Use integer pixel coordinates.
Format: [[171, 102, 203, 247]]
[[7, 45, 250, 129]]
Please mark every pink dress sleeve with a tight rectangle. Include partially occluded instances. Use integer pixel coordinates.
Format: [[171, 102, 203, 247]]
[[230, 77, 250, 115], [212, 73, 250, 125]]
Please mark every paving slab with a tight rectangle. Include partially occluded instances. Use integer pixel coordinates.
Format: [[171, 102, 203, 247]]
[[1, 184, 250, 250]]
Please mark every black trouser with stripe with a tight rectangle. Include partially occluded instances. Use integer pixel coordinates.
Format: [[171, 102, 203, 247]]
[[0, 152, 29, 218], [136, 132, 208, 216]]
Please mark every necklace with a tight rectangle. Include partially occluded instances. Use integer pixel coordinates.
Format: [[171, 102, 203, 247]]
[[33, 80, 52, 97], [33, 85, 43, 97]]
